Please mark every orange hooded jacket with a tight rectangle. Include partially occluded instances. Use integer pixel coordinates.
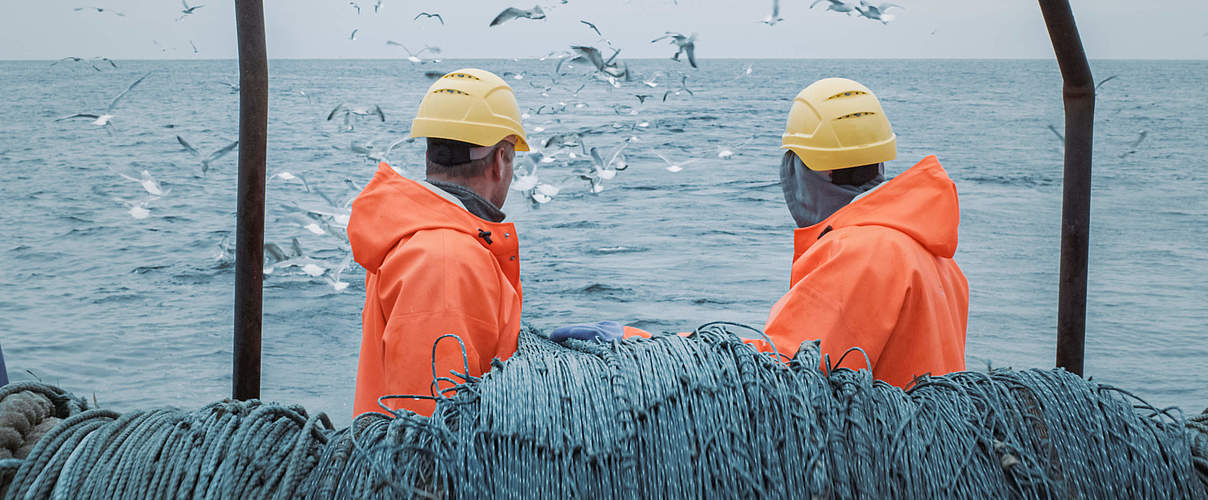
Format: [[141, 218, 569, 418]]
[[348, 163, 522, 417], [764, 156, 968, 387]]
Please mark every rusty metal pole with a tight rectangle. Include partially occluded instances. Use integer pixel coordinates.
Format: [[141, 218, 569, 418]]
[[1038, 0, 1095, 376], [233, 0, 268, 400]]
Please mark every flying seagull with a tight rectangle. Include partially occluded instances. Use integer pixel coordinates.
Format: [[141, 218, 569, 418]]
[[386, 41, 440, 63], [327, 103, 385, 132], [349, 1, 360, 14], [651, 32, 697, 68], [581, 20, 602, 36], [55, 72, 152, 132], [179, 0, 204, 17], [854, 1, 901, 23], [373, 0, 382, 13], [810, 0, 855, 14], [74, 6, 125, 16], [177, 136, 239, 175], [656, 152, 699, 173], [662, 73, 696, 101], [349, 29, 359, 41], [762, 0, 784, 26], [489, 6, 546, 27], [414, 12, 444, 24]]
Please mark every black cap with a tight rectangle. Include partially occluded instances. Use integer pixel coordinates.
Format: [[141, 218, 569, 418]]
[[427, 138, 474, 166]]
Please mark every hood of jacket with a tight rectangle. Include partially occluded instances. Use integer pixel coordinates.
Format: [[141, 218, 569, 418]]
[[793, 155, 960, 260], [348, 162, 520, 282]]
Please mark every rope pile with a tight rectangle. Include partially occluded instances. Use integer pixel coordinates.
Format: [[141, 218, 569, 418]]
[[0, 324, 1205, 499]]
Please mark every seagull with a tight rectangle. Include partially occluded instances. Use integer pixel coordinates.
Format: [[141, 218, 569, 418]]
[[1095, 75, 1118, 93], [349, 1, 361, 14], [74, 6, 125, 16], [114, 196, 157, 219], [853, 1, 902, 23], [810, 0, 856, 14], [662, 73, 696, 101], [489, 5, 546, 27], [177, 136, 239, 175], [55, 72, 152, 133], [655, 152, 699, 173], [263, 238, 325, 277], [651, 32, 697, 68], [386, 41, 440, 63], [373, 0, 383, 13], [327, 104, 385, 132], [581, 20, 602, 36], [269, 170, 312, 192], [178, 0, 204, 19], [717, 135, 756, 160], [588, 142, 630, 181], [414, 12, 444, 24], [762, 0, 784, 26], [562, 46, 627, 78], [189, 40, 199, 54], [364, 136, 412, 163], [111, 167, 168, 196], [635, 94, 652, 104], [324, 252, 353, 291], [349, 29, 359, 41], [531, 183, 560, 204], [1119, 130, 1148, 159]]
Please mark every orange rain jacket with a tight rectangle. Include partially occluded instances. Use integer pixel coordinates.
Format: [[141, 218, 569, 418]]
[[764, 156, 969, 387], [348, 163, 522, 417]]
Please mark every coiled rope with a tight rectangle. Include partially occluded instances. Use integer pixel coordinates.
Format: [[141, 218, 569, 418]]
[[0, 324, 1205, 499]]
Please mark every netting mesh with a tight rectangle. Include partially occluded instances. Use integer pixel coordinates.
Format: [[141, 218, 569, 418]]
[[2, 324, 1206, 499]]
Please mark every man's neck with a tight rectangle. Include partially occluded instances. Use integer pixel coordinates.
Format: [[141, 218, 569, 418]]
[[425, 178, 506, 223]]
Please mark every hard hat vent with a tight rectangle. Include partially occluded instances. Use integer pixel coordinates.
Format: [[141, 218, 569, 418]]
[[835, 111, 877, 120], [826, 90, 868, 101], [445, 73, 482, 81], [433, 88, 470, 96]]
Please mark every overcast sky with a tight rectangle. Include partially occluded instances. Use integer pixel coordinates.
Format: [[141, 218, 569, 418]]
[[2, 1, 1206, 60]]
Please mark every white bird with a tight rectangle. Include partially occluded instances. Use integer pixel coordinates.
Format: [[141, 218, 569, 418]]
[[717, 135, 756, 160], [414, 12, 444, 24], [373, 0, 383, 13], [581, 20, 602, 36], [349, 1, 361, 14], [327, 103, 385, 132], [263, 238, 327, 277], [324, 252, 354, 291], [74, 6, 124, 16], [178, 0, 204, 19], [489, 5, 546, 27], [177, 136, 239, 175], [1119, 130, 1148, 159], [854, 1, 902, 23], [651, 32, 698, 68], [655, 152, 699, 173], [662, 73, 696, 101], [366, 136, 412, 163], [811, 0, 856, 14], [55, 72, 152, 133], [270, 170, 312, 192], [385, 41, 440, 63], [112, 168, 168, 196], [531, 183, 560, 204], [114, 196, 157, 219], [762, 0, 783, 26], [588, 142, 630, 180]]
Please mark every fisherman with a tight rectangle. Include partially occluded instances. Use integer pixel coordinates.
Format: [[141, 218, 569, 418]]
[[348, 69, 528, 417], [764, 77, 969, 387]]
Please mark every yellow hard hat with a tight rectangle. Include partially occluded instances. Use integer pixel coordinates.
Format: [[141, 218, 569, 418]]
[[781, 77, 896, 171], [410, 68, 530, 151]]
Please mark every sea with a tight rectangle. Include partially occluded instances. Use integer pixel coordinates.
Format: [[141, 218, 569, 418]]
[[0, 58, 1204, 426]]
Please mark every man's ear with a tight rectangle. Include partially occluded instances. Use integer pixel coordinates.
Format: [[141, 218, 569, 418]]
[[488, 147, 506, 181]]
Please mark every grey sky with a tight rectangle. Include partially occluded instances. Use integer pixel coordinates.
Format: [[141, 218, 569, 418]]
[[2, 1, 1205, 60]]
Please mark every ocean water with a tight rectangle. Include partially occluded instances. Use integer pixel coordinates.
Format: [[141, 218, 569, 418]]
[[0, 59, 1204, 426]]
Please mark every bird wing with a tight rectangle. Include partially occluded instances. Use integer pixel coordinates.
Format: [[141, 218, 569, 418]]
[[264, 242, 287, 263], [290, 237, 304, 258], [1047, 124, 1065, 143], [651, 33, 680, 43], [1129, 130, 1148, 148], [772, 0, 780, 16], [809, 0, 827, 7], [181, 0, 189, 10], [1095, 75, 1118, 91], [654, 152, 674, 166], [326, 103, 345, 121], [176, 135, 200, 156], [206, 141, 239, 162], [571, 46, 605, 71], [56, 113, 101, 121], [879, 3, 903, 11], [581, 20, 601, 36], [349, 29, 358, 40], [490, 7, 522, 26], [108, 72, 152, 113], [685, 44, 697, 68], [373, 105, 385, 122]]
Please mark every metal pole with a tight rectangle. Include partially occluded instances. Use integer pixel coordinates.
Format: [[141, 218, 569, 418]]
[[233, 0, 268, 400], [1038, 0, 1095, 376]]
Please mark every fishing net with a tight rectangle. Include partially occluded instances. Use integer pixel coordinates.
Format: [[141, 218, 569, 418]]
[[1, 324, 1205, 499]]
